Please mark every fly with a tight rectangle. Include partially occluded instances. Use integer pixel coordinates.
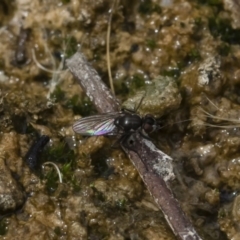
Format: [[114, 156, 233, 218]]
[[73, 110, 158, 137]]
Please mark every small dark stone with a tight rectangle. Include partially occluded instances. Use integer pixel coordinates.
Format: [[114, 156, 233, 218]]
[[25, 135, 50, 171]]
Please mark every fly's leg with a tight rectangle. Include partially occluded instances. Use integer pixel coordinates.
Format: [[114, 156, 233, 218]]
[[138, 129, 151, 140], [134, 92, 146, 112], [111, 132, 130, 149], [121, 108, 135, 114]]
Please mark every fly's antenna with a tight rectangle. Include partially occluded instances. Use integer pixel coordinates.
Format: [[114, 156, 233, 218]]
[[134, 91, 146, 112], [158, 118, 192, 130]]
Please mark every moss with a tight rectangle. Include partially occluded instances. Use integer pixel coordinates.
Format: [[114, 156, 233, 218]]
[[11, 113, 27, 134], [93, 52, 101, 62], [184, 48, 201, 65], [180, 22, 186, 28], [196, 0, 223, 7], [70, 175, 81, 192], [44, 168, 59, 194], [194, 17, 202, 27], [161, 67, 181, 79], [87, 229, 108, 240], [114, 73, 146, 96], [198, 0, 217, 4], [191, 18, 204, 41], [131, 74, 145, 89], [115, 198, 127, 211], [218, 208, 227, 218], [91, 152, 109, 178], [61, 0, 70, 4], [90, 186, 106, 203], [64, 36, 78, 58], [61, 161, 72, 177], [25, 123, 37, 134], [61, 160, 80, 192], [208, 17, 240, 44], [54, 226, 62, 236], [138, 0, 161, 15], [0, 0, 16, 18], [2, 0, 240, 238], [146, 39, 157, 50], [90, 184, 129, 214], [115, 82, 129, 95], [50, 85, 65, 102], [42, 142, 81, 191], [0, 219, 7, 236], [50, 89, 96, 116], [65, 95, 95, 116], [42, 141, 75, 164], [65, 95, 80, 112], [217, 43, 230, 56]]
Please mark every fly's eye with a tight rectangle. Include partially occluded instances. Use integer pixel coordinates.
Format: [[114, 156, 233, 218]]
[[143, 122, 154, 133], [145, 114, 155, 124], [142, 114, 157, 133]]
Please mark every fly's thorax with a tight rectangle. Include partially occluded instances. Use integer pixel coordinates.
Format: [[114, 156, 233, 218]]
[[114, 113, 142, 132]]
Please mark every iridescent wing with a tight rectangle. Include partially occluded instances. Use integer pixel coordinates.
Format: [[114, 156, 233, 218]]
[[73, 112, 121, 136]]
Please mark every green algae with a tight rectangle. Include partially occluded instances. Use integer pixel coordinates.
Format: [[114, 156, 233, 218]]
[[161, 67, 181, 79], [44, 168, 59, 194], [217, 43, 231, 56], [64, 36, 78, 58], [50, 85, 96, 117], [42, 142, 75, 164], [146, 39, 157, 51], [65, 95, 95, 116], [209, 17, 240, 44]]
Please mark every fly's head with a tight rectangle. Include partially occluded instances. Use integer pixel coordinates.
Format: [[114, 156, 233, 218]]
[[141, 114, 158, 136]]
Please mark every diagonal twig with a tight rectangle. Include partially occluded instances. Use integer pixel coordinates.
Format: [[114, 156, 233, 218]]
[[66, 51, 202, 240]]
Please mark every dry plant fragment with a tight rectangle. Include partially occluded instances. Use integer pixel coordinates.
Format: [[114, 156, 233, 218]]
[[42, 161, 63, 183], [67, 52, 120, 113], [66, 52, 202, 240], [106, 0, 119, 95]]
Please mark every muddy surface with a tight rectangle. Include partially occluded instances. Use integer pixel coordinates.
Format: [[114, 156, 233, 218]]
[[0, 0, 240, 239]]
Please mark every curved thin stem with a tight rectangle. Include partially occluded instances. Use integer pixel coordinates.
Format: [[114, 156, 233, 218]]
[[106, 0, 118, 95], [42, 161, 63, 183]]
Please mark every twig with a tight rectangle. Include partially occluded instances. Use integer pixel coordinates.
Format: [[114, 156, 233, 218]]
[[66, 52, 202, 240], [122, 133, 202, 240], [66, 52, 120, 113]]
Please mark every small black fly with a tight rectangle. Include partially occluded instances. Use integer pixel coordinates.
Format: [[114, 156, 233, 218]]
[[72, 110, 158, 137]]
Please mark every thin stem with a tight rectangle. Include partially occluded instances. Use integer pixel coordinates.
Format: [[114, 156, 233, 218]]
[[106, 0, 118, 95], [42, 161, 63, 183]]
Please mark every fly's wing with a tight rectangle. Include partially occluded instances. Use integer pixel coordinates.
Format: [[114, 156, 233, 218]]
[[73, 112, 120, 136]]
